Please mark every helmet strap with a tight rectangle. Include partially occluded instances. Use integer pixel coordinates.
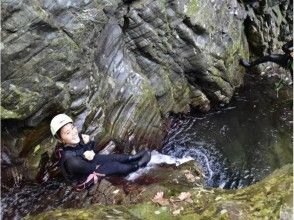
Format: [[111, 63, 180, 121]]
[[55, 134, 64, 144]]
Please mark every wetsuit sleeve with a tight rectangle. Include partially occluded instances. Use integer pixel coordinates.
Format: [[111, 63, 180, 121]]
[[91, 141, 99, 153], [79, 133, 99, 153]]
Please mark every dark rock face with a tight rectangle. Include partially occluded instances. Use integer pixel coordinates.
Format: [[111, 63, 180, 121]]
[[123, 0, 248, 105], [243, 0, 292, 56], [1, 0, 291, 183]]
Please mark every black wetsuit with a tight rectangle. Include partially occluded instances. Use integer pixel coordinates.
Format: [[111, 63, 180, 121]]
[[240, 40, 293, 74], [57, 134, 140, 183]]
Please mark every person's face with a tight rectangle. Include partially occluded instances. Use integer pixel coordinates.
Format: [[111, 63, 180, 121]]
[[60, 123, 80, 145]]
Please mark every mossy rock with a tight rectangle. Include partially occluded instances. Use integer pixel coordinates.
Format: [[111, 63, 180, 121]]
[[26, 164, 292, 219]]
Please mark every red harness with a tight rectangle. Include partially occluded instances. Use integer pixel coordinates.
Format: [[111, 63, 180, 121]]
[[75, 171, 101, 191], [55, 146, 101, 191]]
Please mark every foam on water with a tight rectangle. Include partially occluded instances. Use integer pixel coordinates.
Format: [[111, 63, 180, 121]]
[[158, 75, 293, 189], [126, 150, 194, 181]]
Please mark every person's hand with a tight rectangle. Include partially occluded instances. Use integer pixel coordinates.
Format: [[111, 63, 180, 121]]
[[82, 134, 90, 144], [83, 150, 95, 160]]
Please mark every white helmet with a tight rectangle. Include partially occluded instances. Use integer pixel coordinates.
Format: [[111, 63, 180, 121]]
[[50, 114, 73, 136]]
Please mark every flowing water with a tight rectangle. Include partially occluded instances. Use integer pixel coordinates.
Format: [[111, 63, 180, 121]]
[[1, 74, 293, 219], [161, 74, 293, 189]]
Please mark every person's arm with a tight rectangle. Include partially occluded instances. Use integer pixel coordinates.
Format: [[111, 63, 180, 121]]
[[80, 134, 99, 160], [81, 134, 99, 153]]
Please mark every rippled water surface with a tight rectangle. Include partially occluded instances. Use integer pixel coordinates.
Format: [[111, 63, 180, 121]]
[[161, 74, 293, 189]]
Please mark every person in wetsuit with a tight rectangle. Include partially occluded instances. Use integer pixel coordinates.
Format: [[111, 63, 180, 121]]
[[50, 114, 151, 188], [240, 40, 293, 75]]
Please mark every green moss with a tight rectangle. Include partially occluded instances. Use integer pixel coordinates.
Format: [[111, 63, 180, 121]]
[[26, 205, 140, 220], [26, 164, 292, 219], [2, 84, 42, 119], [130, 203, 173, 220], [220, 28, 249, 87], [159, 67, 191, 114], [1, 106, 21, 119], [157, 0, 167, 11], [187, 0, 198, 17], [50, 34, 80, 51]]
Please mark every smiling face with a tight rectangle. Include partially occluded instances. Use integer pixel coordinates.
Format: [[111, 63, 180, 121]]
[[59, 123, 80, 145]]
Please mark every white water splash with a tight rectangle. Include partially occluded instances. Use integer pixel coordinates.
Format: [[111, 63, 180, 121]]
[[126, 150, 194, 181], [184, 148, 214, 180]]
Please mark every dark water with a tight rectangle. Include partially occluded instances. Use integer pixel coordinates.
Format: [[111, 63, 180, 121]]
[[161, 74, 293, 189]]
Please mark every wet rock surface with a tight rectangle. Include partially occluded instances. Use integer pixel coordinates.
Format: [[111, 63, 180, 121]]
[[1, 0, 251, 159], [1, 0, 291, 172], [24, 164, 293, 220], [2, 160, 204, 219], [1, 0, 292, 218], [243, 0, 292, 56], [2, 0, 291, 161]]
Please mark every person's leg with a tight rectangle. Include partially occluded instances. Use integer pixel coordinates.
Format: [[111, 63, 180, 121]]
[[240, 54, 288, 68], [93, 150, 148, 164], [255, 54, 288, 67], [128, 150, 148, 161], [282, 40, 293, 54], [93, 154, 131, 164], [96, 161, 138, 176], [95, 151, 151, 176], [64, 157, 96, 181]]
